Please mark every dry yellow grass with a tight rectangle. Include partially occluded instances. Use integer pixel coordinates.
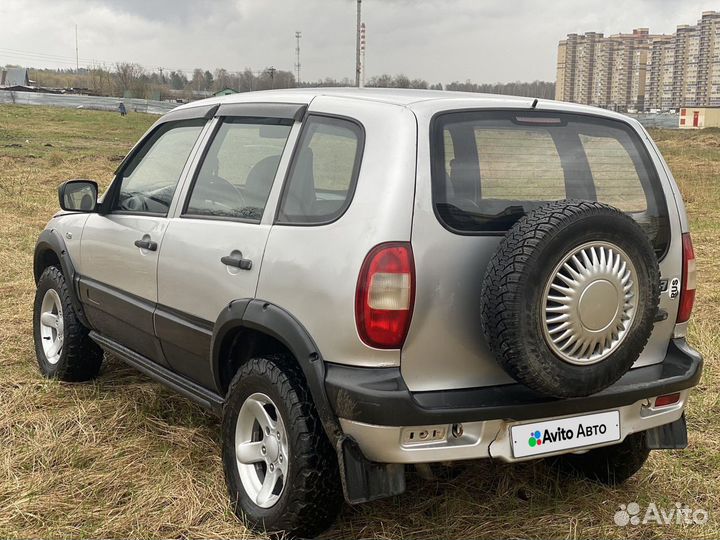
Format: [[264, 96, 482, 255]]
[[0, 104, 718, 539]]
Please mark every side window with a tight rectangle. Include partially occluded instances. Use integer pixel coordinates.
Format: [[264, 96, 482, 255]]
[[277, 116, 363, 224], [184, 118, 293, 221], [114, 119, 205, 215]]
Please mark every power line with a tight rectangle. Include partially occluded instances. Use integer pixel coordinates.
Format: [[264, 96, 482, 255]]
[[0, 46, 181, 72], [0, 45, 291, 78], [0, 48, 89, 63]]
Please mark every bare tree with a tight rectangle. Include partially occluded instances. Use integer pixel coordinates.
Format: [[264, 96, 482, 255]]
[[367, 73, 393, 88], [394, 74, 411, 88], [115, 62, 144, 97], [213, 68, 230, 91], [88, 64, 113, 95], [445, 79, 556, 99], [366, 73, 425, 89], [190, 68, 205, 91], [238, 69, 256, 91]]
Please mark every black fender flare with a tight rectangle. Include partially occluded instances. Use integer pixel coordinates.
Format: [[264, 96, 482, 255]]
[[33, 228, 90, 328], [210, 299, 343, 443]]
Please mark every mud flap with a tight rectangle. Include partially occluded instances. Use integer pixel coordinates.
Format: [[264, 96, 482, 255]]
[[337, 437, 405, 504], [645, 413, 688, 449]]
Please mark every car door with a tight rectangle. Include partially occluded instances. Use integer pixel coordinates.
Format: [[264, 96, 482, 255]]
[[155, 103, 304, 387], [79, 111, 209, 366]]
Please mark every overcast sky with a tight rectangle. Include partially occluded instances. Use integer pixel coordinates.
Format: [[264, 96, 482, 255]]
[[0, 0, 717, 83]]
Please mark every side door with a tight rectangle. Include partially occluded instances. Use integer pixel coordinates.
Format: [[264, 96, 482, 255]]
[[155, 103, 303, 388], [79, 112, 209, 366]]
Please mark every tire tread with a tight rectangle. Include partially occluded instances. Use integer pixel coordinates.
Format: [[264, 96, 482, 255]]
[[34, 265, 103, 381], [224, 355, 342, 537], [481, 200, 660, 397]]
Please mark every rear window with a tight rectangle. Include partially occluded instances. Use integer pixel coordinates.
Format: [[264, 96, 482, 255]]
[[431, 111, 670, 255]]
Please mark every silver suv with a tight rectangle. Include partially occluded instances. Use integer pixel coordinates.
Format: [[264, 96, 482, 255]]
[[33, 89, 702, 537]]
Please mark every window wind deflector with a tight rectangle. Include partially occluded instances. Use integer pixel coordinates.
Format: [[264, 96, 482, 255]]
[[216, 102, 307, 121]]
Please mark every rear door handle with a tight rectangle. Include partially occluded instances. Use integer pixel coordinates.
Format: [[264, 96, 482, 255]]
[[221, 251, 252, 270], [134, 239, 158, 251]]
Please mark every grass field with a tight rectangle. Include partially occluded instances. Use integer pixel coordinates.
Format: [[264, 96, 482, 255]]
[[0, 104, 718, 539]]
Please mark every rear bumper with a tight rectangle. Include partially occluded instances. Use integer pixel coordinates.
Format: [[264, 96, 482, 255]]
[[325, 338, 702, 426], [326, 339, 702, 464]]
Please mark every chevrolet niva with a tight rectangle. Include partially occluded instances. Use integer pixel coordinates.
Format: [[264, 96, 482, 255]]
[[33, 89, 701, 537]]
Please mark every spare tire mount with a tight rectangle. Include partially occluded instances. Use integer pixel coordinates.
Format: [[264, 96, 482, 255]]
[[481, 199, 660, 399]]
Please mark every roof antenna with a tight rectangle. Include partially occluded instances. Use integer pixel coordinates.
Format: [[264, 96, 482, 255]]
[[531, 98, 539, 109]]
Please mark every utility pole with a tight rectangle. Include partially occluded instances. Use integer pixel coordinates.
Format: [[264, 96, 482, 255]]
[[355, 0, 362, 87], [75, 24, 79, 73], [295, 31, 302, 87], [360, 23, 366, 88]]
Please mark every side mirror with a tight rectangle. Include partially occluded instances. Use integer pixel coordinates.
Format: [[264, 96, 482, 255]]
[[58, 180, 98, 212]]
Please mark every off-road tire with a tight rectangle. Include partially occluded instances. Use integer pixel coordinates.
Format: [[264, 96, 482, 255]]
[[33, 265, 103, 381], [548, 431, 650, 485], [222, 355, 342, 538], [481, 200, 660, 398]]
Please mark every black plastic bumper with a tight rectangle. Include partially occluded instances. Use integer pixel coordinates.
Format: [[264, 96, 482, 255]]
[[325, 338, 703, 426]]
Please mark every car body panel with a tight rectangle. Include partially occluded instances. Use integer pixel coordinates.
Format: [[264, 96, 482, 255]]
[[257, 95, 418, 368], [157, 219, 269, 322], [45, 212, 90, 273], [402, 100, 685, 391], [80, 213, 167, 302]]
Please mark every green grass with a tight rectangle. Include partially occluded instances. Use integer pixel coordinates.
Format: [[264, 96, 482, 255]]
[[0, 105, 718, 539]]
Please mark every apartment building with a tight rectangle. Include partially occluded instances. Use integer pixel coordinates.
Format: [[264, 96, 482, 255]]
[[646, 36, 675, 110], [556, 28, 655, 110], [556, 11, 720, 111]]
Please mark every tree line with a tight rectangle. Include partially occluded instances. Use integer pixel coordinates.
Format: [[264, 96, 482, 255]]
[[28, 64, 297, 100], [24, 64, 555, 101]]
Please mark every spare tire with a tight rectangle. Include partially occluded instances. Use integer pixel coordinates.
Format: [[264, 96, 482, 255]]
[[481, 200, 660, 398]]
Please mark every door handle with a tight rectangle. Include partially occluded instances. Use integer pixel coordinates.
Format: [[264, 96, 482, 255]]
[[221, 251, 252, 270], [134, 239, 158, 251]]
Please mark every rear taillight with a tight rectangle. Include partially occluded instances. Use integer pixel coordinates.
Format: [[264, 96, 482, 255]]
[[677, 233, 696, 324], [355, 242, 415, 349]]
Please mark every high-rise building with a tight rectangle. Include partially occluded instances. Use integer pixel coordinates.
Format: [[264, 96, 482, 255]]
[[646, 36, 675, 110], [556, 28, 657, 110], [556, 11, 720, 111]]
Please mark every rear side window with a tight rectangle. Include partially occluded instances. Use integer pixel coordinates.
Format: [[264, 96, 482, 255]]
[[277, 115, 363, 224], [431, 111, 669, 255]]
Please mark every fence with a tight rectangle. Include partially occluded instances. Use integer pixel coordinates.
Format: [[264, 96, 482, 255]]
[[625, 113, 679, 129], [0, 90, 178, 115]]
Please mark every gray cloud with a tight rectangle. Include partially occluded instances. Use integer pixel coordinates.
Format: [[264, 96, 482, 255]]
[[0, 0, 716, 83]]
